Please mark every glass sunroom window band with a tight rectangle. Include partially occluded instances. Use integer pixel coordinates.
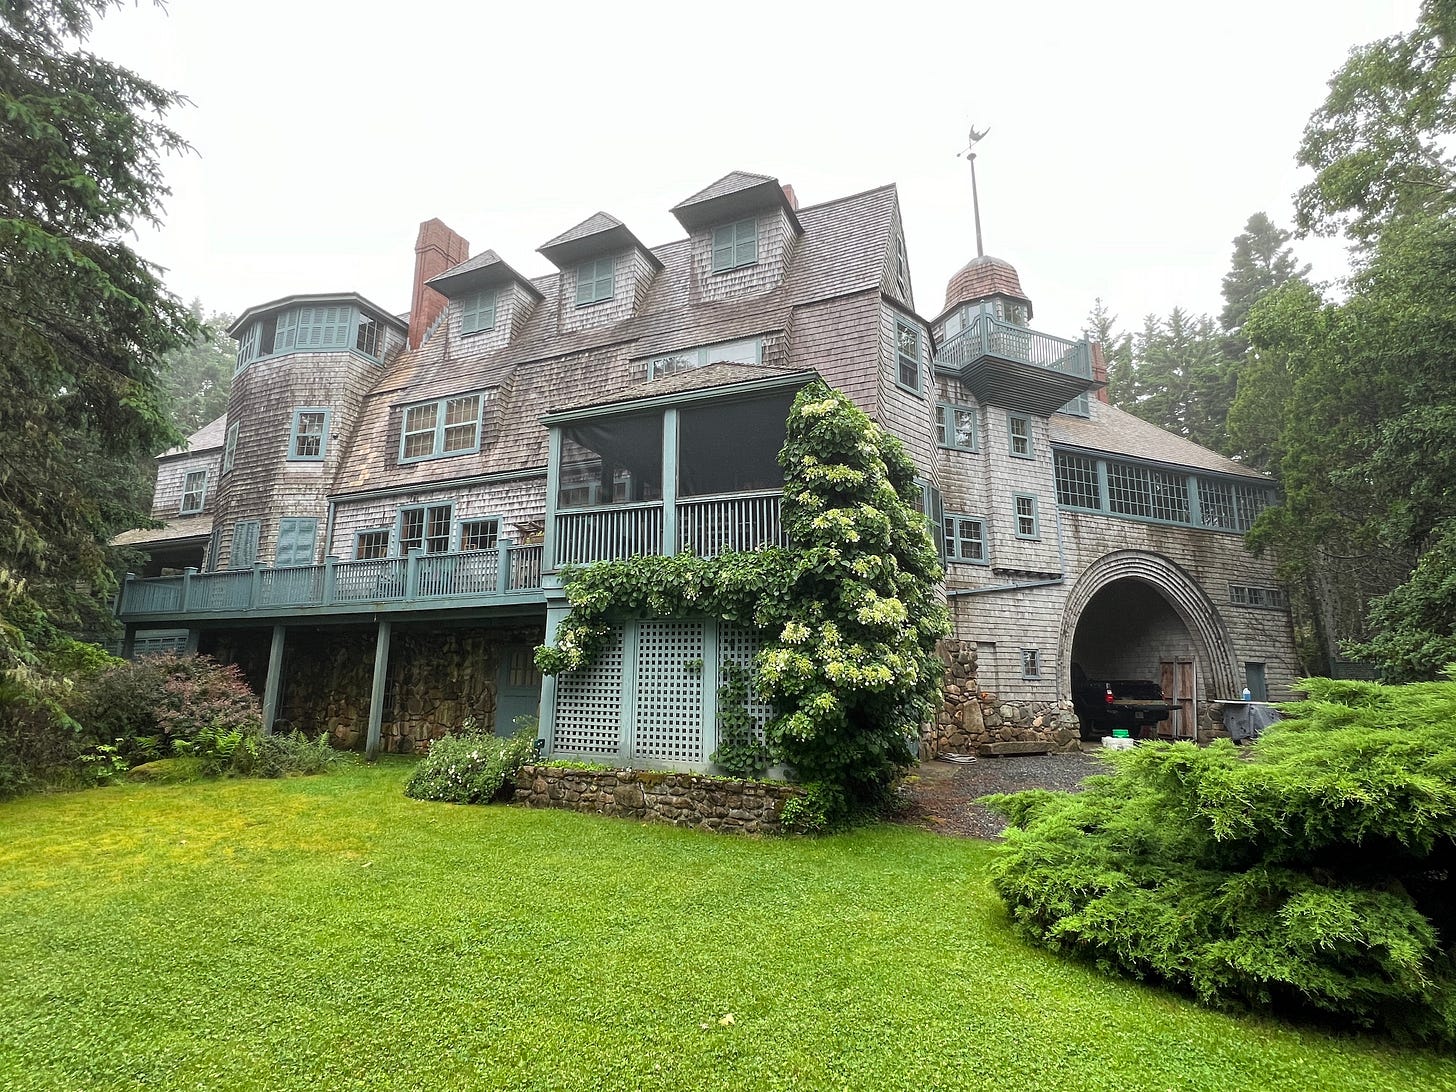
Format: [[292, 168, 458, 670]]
[[1052, 450, 1273, 532]]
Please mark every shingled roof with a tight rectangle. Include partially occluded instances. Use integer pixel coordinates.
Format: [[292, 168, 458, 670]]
[[1050, 400, 1268, 480], [670, 171, 803, 234], [548, 362, 814, 416], [426, 249, 544, 301], [159, 413, 228, 458], [537, 212, 662, 270]]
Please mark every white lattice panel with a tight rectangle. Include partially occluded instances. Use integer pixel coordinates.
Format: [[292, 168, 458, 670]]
[[554, 625, 625, 756], [631, 621, 706, 763], [718, 624, 773, 741]]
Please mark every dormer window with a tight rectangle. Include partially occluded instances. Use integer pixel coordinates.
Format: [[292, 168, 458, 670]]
[[647, 337, 762, 379], [400, 393, 484, 463], [180, 470, 207, 515], [712, 218, 758, 272], [461, 290, 496, 334], [355, 315, 381, 357], [576, 257, 615, 306]]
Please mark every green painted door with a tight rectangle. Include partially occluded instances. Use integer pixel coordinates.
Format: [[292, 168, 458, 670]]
[[496, 646, 542, 737]]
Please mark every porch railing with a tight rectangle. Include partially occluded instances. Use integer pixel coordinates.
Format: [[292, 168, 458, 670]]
[[118, 542, 545, 620], [554, 501, 664, 567], [939, 315, 1092, 377], [678, 491, 786, 556], [553, 492, 786, 567]]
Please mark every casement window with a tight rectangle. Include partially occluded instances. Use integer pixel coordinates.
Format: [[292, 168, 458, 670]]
[[458, 518, 500, 552], [1054, 452, 1100, 509], [354, 528, 390, 560], [179, 469, 208, 514], [274, 517, 318, 566], [288, 409, 329, 461], [647, 337, 762, 379], [575, 257, 615, 306], [1014, 494, 1040, 539], [936, 403, 978, 451], [1198, 478, 1269, 532], [1052, 451, 1274, 532], [235, 304, 385, 371], [398, 503, 453, 555], [399, 394, 483, 462], [1008, 414, 1032, 458], [223, 421, 240, 474], [895, 320, 922, 392], [712, 217, 758, 272], [1230, 584, 1287, 610], [1108, 461, 1190, 523], [1021, 648, 1042, 679], [943, 515, 987, 564], [231, 520, 261, 569], [355, 314, 381, 358], [461, 290, 496, 335]]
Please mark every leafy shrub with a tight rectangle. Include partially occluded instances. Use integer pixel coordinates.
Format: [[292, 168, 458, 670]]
[[986, 672, 1456, 1044], [0, 671, 85, 797], [710, 663, 772, 779], [779, 781, 845, 835], [404, 727, 535, 804], [250, 730, 341, 778]]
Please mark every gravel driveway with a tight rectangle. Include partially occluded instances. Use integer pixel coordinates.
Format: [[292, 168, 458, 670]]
[[893, 750, 1108, 838]]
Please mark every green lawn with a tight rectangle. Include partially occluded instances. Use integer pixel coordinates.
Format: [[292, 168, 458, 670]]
[[1, 762, 1452, 1092]]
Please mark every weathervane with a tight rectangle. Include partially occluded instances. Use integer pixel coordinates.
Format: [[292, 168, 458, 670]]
[[956, 125, 991, 259]]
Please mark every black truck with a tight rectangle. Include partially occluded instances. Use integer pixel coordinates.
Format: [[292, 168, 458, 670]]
[[1070, 663, 1174, 740]]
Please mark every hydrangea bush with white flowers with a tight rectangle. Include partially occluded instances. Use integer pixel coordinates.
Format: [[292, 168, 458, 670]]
[[403, 723, 536, 803], [535, 382, 950, 814]]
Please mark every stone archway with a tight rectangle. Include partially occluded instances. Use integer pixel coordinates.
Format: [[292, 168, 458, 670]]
[[1057, 550, 1240, 705]]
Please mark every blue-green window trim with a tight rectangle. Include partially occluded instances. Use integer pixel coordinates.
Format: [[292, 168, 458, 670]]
[[179, 469, 208, 515], [575, 257, 615, 307], [275, 517, 318, 566], [943, 514, 988, 564], [1230, 584, 1287, 610], [646, 337, 763, 380], [234, 304, 387, 373], [456, 515, 502, 552], [396, 502, 455, 556], [1021, 648, 1042, 680], [895, 319, 922, 394], [712, 218, 758, 272], [1053, 449, 1274, 534], [287, 408, 331, 462], [461, 289, 497, 334], [1008, 413, 1032, 458], [398, 393, 484, 464], [937, 402, 979, 451], [222, 421, 240, 474], [1014, 493, 1040, 540], [354, 528, 390, 560], [230, 519, 261, 569]]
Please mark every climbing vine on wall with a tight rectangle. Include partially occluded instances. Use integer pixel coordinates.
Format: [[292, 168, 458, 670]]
[[535, 381, 950, 809]]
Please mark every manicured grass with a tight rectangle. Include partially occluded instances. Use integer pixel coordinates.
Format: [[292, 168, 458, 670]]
[[1, 762, 1452, 1092]]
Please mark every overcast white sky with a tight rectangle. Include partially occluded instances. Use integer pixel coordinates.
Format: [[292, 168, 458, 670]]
[[88, 0, 1417, 338]]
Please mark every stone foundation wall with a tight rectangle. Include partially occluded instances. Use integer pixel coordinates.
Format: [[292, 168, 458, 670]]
[[923, 638, 1082, 758], [513, 765, 799, 835]]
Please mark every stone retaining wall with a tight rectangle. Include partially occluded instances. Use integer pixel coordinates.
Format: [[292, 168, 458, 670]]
[[513, 765, 799, 834], [923, 638, 1082, 759]]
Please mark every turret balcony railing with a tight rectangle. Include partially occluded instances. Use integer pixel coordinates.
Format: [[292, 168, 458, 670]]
[[116, 542, 545, 623], [938, 316, 1098, 415], [553, 490, 787, 568]]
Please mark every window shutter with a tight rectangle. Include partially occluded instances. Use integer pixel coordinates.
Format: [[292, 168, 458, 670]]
[[735, 220, 757, 266], [274, 311, 298, 352], [232, 521, 260, 568], [275, 518, 318, 565], [462, 291, 495, 334], [712, 227, 734, 271]]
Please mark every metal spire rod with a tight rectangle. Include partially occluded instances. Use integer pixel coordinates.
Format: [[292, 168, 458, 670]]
[[957, 125, 991, 259]]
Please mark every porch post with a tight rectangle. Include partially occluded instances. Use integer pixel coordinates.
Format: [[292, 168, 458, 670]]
[[184, 629, 200, 654], [543, 426, 562, 572], [366, 619, 392, 760], [262, 624, 286, 734], [662, 408, 679, 557], [120, 623, 137, 660]]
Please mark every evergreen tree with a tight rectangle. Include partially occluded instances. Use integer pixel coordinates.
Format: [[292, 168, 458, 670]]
[[1219, 213, 1310, 359], [1122, 309, 1229, 449], [0, 0, 197, 651], [163, 300, 236, 435], [1085, 297, 1132, 404]]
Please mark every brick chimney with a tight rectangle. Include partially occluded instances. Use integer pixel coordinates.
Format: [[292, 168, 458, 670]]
[[781, 184, 799, 211], [408, 218, 470, 349], [1091, 341, 1111, 404]]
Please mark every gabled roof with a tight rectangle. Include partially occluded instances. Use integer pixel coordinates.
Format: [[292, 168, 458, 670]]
[[227, 293, 407, 337], [537, 212, 662, 270], [112, 513, 213, 548], [546, 363, 815, 418], [670, 171, 804, 234], [426, 249, 544, 301], [1050, 400, 1268, 480], [159, 413, 228, 459]]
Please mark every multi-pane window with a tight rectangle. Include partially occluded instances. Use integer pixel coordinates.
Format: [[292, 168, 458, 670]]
[[223, 421, 240, 474], [275, 517, 318, 566], [1198, 478, 1269, 532], [459, 518, 500, 552], [1021, 648, 1041, 679], [1059, 391, 1091, 417], [1107, 462, 1190, 523], [1014, 494, 1039, 539], [354, 529, 389, 560], [1008, 414, 1032, 458], [1054, 453, 1101, 509], [236, 304, 385, 372], [943, 515, 986, 563], [1230, 584, 1287, 610], [461, 290, 496, 334], [231, 520, 261, 569], [288, 409, 328, 461], [575, 257, 615, 306], [355, 314, 381, 357], [647, 338, 761, 379], [936, 403, 978, 451], [400, 394, 482, 462], [179, 470, 207, 514], [895, 320, 921, 391], [399, 504, 453, 555], [712, 218, 758, 272]]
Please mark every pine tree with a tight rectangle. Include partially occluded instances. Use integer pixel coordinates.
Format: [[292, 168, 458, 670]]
[[1219, 213, 1310, 360]]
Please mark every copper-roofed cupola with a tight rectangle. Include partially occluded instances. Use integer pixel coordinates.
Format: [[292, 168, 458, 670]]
[[943, 254, 1033, 319]]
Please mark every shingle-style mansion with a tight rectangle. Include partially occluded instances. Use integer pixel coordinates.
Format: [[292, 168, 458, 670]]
[[115, 171, 1299, 763]]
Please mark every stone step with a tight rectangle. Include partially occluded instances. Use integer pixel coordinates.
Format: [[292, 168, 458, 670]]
[[977, 741, 1053, 757]]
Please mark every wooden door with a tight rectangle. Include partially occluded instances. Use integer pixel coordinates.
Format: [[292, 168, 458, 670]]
[[1159, 660, 1196, 740]]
